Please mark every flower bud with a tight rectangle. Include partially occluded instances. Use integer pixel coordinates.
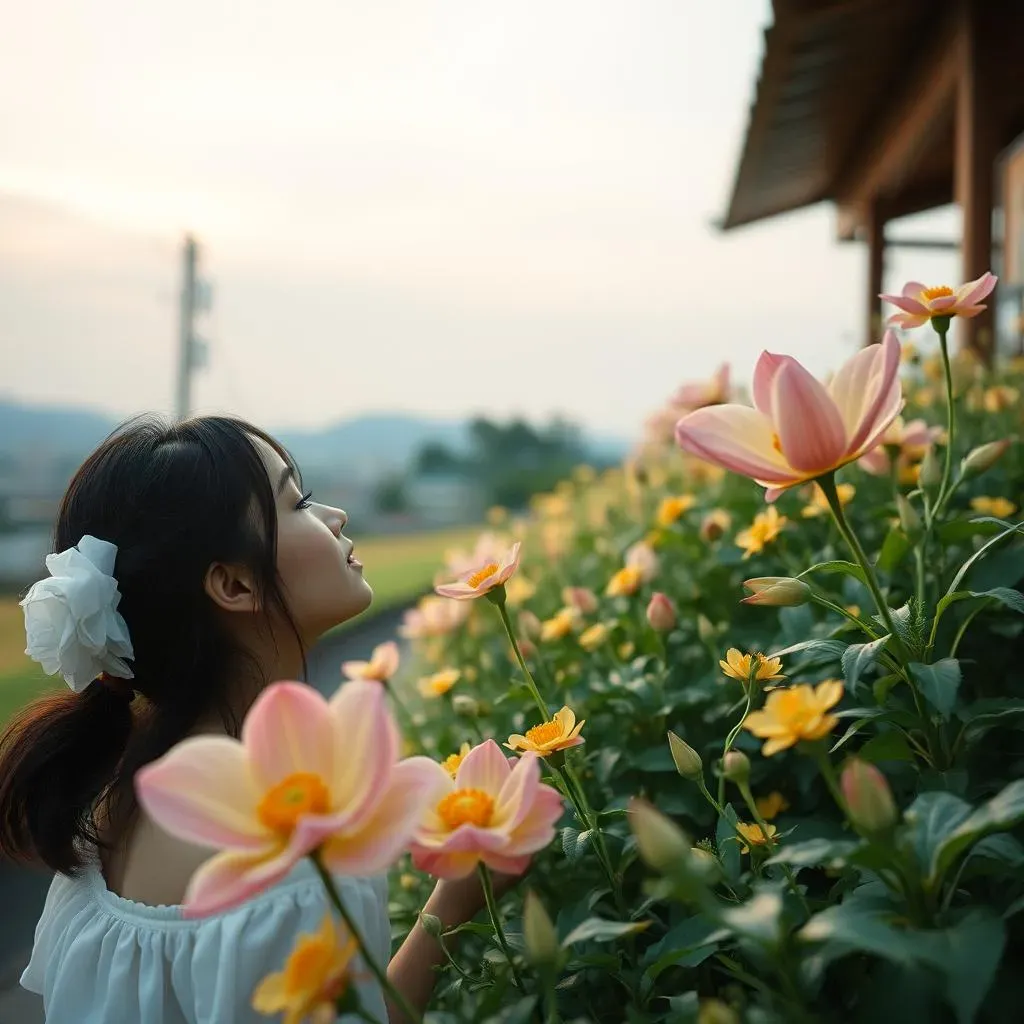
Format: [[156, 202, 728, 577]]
[[451, 694, 480, 718], [740, 577, 811, 607], [419, 912, 444, 939], [667, 730, 703, 780], [646, 592, 677, 631], [628, 797, 691, 874], [697, 614, 717, 644], [895, 493, 921, 535], [700, 510, 731, 542], [518, 609, 542, 639], [562, 586, 598, 615], [522, 891, 561, 967], [722, 750, 750, 785], [919, 444, 942, 487], [841, 759, 898, 836], [960, 438, 1011, 479]]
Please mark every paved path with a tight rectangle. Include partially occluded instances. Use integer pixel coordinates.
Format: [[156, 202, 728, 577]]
[[0, 605, 411, 1022]]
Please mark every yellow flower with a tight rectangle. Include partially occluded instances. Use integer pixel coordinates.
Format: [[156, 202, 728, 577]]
[[914, 386, 937, 408], [417, 668, 461, 698], [504, 574, 537, 606], [719, 648, 785, 685], [506, 706, 585, 756], [252, 914, 358, 1024], [440, 742, 472, 777], [656, 494, 697, 527], [802, 482, 854, 519], [540, 606, 580, 642], [743, 680, 844, 756], [898, 461, 922, 487], [754, 791, 789, 821], [617, 641, 635, 660], [606, 565, 643, 597], [970, 496, 1017, 519], [700, 508, 732, 542], [735, 506, 787, 558], [578, 622, 609, 651], [735, 821, 778, 854], [983, 385, 1020, 413], [399, 872, 419, 891], [573, 464, 597, 484]]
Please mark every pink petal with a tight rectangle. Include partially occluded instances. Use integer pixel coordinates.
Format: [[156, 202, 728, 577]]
[[505, 785, 564, 854], [492, 752, 541, 832], [675, 406, 795, 483], [420, 823, 511, 854], [930, 295, 958, 312], [340, 660, 371, 679], [183, 848, 298, 917], [900, 419, 933, 447], [880, 293, 928, 315], [771, 361, 847, 472], [455, 739, 511, 795], [956, 272, 997, 306], [327, 680, 398, 825], [480, 851, 531, 875], [888, 312, 929, 329], [956, 305, 986, 319], [373, 641, 400, 678], [857, 446, 890, 476], [134, 736, 270, 851], [763, 486, 788, 502], [901, 280, 927, 299], [830, 331, 901, 454], [410, 846, 480, 879], [320, 757, 438, 876], [434, 582, 478, 599], [751, 351, 787, 415]]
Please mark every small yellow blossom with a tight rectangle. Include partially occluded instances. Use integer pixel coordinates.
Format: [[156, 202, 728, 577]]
[[802, 482, 854, 519], [983, 385, 1020, 413], [440, 742, 472, 777], [719, 648, 785, 684], [606, 565, 643, 597], [845, 604, 861, 618], [656, 494, 697, 527], [252, 914, 358, 1024], [735, 506, 787, 558], [506, 707, 585, 756], [399, 873, 419, 891], [743, 680, 844, 756], [754, 791, 790, 821], [417, 668, 461, 698], [540, 606, 580, 642], [735, 821, 778, 854], [898, 461, 922, 487], [970, 496, 1017, 519], [578, 622, 609, 652], [617, 641, 635, 660], [504, 574, 537, 606]]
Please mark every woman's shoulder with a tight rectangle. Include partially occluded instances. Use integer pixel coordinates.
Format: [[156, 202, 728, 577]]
[[20, 860, 389, 1022]]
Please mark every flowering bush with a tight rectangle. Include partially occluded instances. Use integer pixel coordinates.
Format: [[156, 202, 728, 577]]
[[389, 278, 1024, 1023]]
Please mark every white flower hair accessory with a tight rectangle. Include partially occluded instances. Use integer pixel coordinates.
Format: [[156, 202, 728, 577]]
[[21, 535, 135, 694]]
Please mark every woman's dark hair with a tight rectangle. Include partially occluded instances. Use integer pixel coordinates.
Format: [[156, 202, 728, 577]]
[[0, 415, 303, 873]]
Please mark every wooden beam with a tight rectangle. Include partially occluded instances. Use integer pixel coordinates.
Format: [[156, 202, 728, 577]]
[[956, 0, 998, 362], [865, 202, 886, 346], [834, 9, 959, 211], [837, 178, 954, 240]]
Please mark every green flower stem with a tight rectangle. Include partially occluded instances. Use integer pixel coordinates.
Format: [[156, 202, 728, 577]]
[[492, 593, 550, 720], [932, 319, 957, 514], [817, 473, 908, 662], [809, 746, 847, 817], [718, 682, 755, 806], [477, 863, 525, 990], [810, 594, 880, 638], [311, 853, 422, 1024]]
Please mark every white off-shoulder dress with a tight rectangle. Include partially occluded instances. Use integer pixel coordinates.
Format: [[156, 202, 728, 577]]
[[20, 857, 390, 1023]]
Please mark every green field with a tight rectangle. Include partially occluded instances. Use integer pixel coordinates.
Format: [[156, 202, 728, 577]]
[[0, 525, 477, 727]]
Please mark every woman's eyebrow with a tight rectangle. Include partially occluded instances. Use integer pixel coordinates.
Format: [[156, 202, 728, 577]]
[[276, 466, 295, 496]]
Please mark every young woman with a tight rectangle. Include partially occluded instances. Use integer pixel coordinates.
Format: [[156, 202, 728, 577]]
[[0, 416, 493, 1023]]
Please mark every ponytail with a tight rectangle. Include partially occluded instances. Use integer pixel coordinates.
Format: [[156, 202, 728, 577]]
[[0, 683, 133, 873]]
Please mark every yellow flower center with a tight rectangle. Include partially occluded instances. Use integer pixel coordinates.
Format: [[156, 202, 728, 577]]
[[771, 433, 782, 453], [466, 562, 499, 588], [257, 772, 330, 834], [920, 285, 953, 301], [437, 788, 495, 829], [525, 720, 563, 746]]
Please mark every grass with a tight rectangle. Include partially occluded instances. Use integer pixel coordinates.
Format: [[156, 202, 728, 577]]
[[0, 524, 479, 728]]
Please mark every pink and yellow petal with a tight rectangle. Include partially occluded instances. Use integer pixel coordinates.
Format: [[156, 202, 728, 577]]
[[675, 406, 795, 483], [455, 739, 511, 795], [492, 753, 541, 832], [183, 847, 296, 917], [771, 361, 847, 472]]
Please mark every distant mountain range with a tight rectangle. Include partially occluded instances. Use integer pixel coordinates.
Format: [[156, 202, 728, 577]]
[[0, 399, 629, 474]]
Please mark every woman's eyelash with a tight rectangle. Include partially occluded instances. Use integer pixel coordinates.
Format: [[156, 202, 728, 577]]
[[296, 491, 314, 509]]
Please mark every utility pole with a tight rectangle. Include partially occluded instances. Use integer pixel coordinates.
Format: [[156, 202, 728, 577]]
[[174, 235, 212, 421]]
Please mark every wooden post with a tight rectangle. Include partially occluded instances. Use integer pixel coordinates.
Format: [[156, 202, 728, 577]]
[[865, 202, 886, 346], [955, 1, 997, 362]]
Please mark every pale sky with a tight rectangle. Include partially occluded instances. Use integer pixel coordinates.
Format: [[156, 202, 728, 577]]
[[0, 0, 958, 439]]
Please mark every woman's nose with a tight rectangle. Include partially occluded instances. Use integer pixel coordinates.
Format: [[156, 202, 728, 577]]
[[324, 506, 348, 537]]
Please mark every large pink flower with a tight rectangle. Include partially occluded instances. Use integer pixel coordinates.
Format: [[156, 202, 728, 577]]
[[409, 740, 563, 879], [881, 273, 997, 329], [135, 681, 435, 916], [857, 416, 941, 476], [675, 332, 902, 500], [434, 542, 522, 600]]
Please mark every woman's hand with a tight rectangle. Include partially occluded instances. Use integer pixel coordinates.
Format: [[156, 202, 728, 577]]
[[426, 866, 525, 929]]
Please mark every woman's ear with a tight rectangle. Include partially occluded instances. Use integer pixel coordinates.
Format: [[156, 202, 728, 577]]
[[204, 562, 259, 614]]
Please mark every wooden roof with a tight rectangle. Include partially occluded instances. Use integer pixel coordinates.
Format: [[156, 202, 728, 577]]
[[720, 0, 969, 236]]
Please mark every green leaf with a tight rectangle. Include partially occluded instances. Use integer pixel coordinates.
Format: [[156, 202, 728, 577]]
[[914, 910, 1006, 1024], [561, 916, 650, 946], [769, 637, 848, 660], [878, 527, 911, 572], [887, 600, 928, 658], [970, 586, 1024, 615], [956, 698, 1024, 742], [719, 887, 785, 945], [641, 915, 729, 980], [932, 779, 1024, 883], [765, 837, 858, 870], [946, 519, 1024, 595], [841, 634, 890, 692], [799, 559, 868, 587], [800, 903, 922, 965], [911, 660, 962, 719], [905, 790, 973, 883], [857, 729, 915, 763], [561, 827, 593, 863]]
